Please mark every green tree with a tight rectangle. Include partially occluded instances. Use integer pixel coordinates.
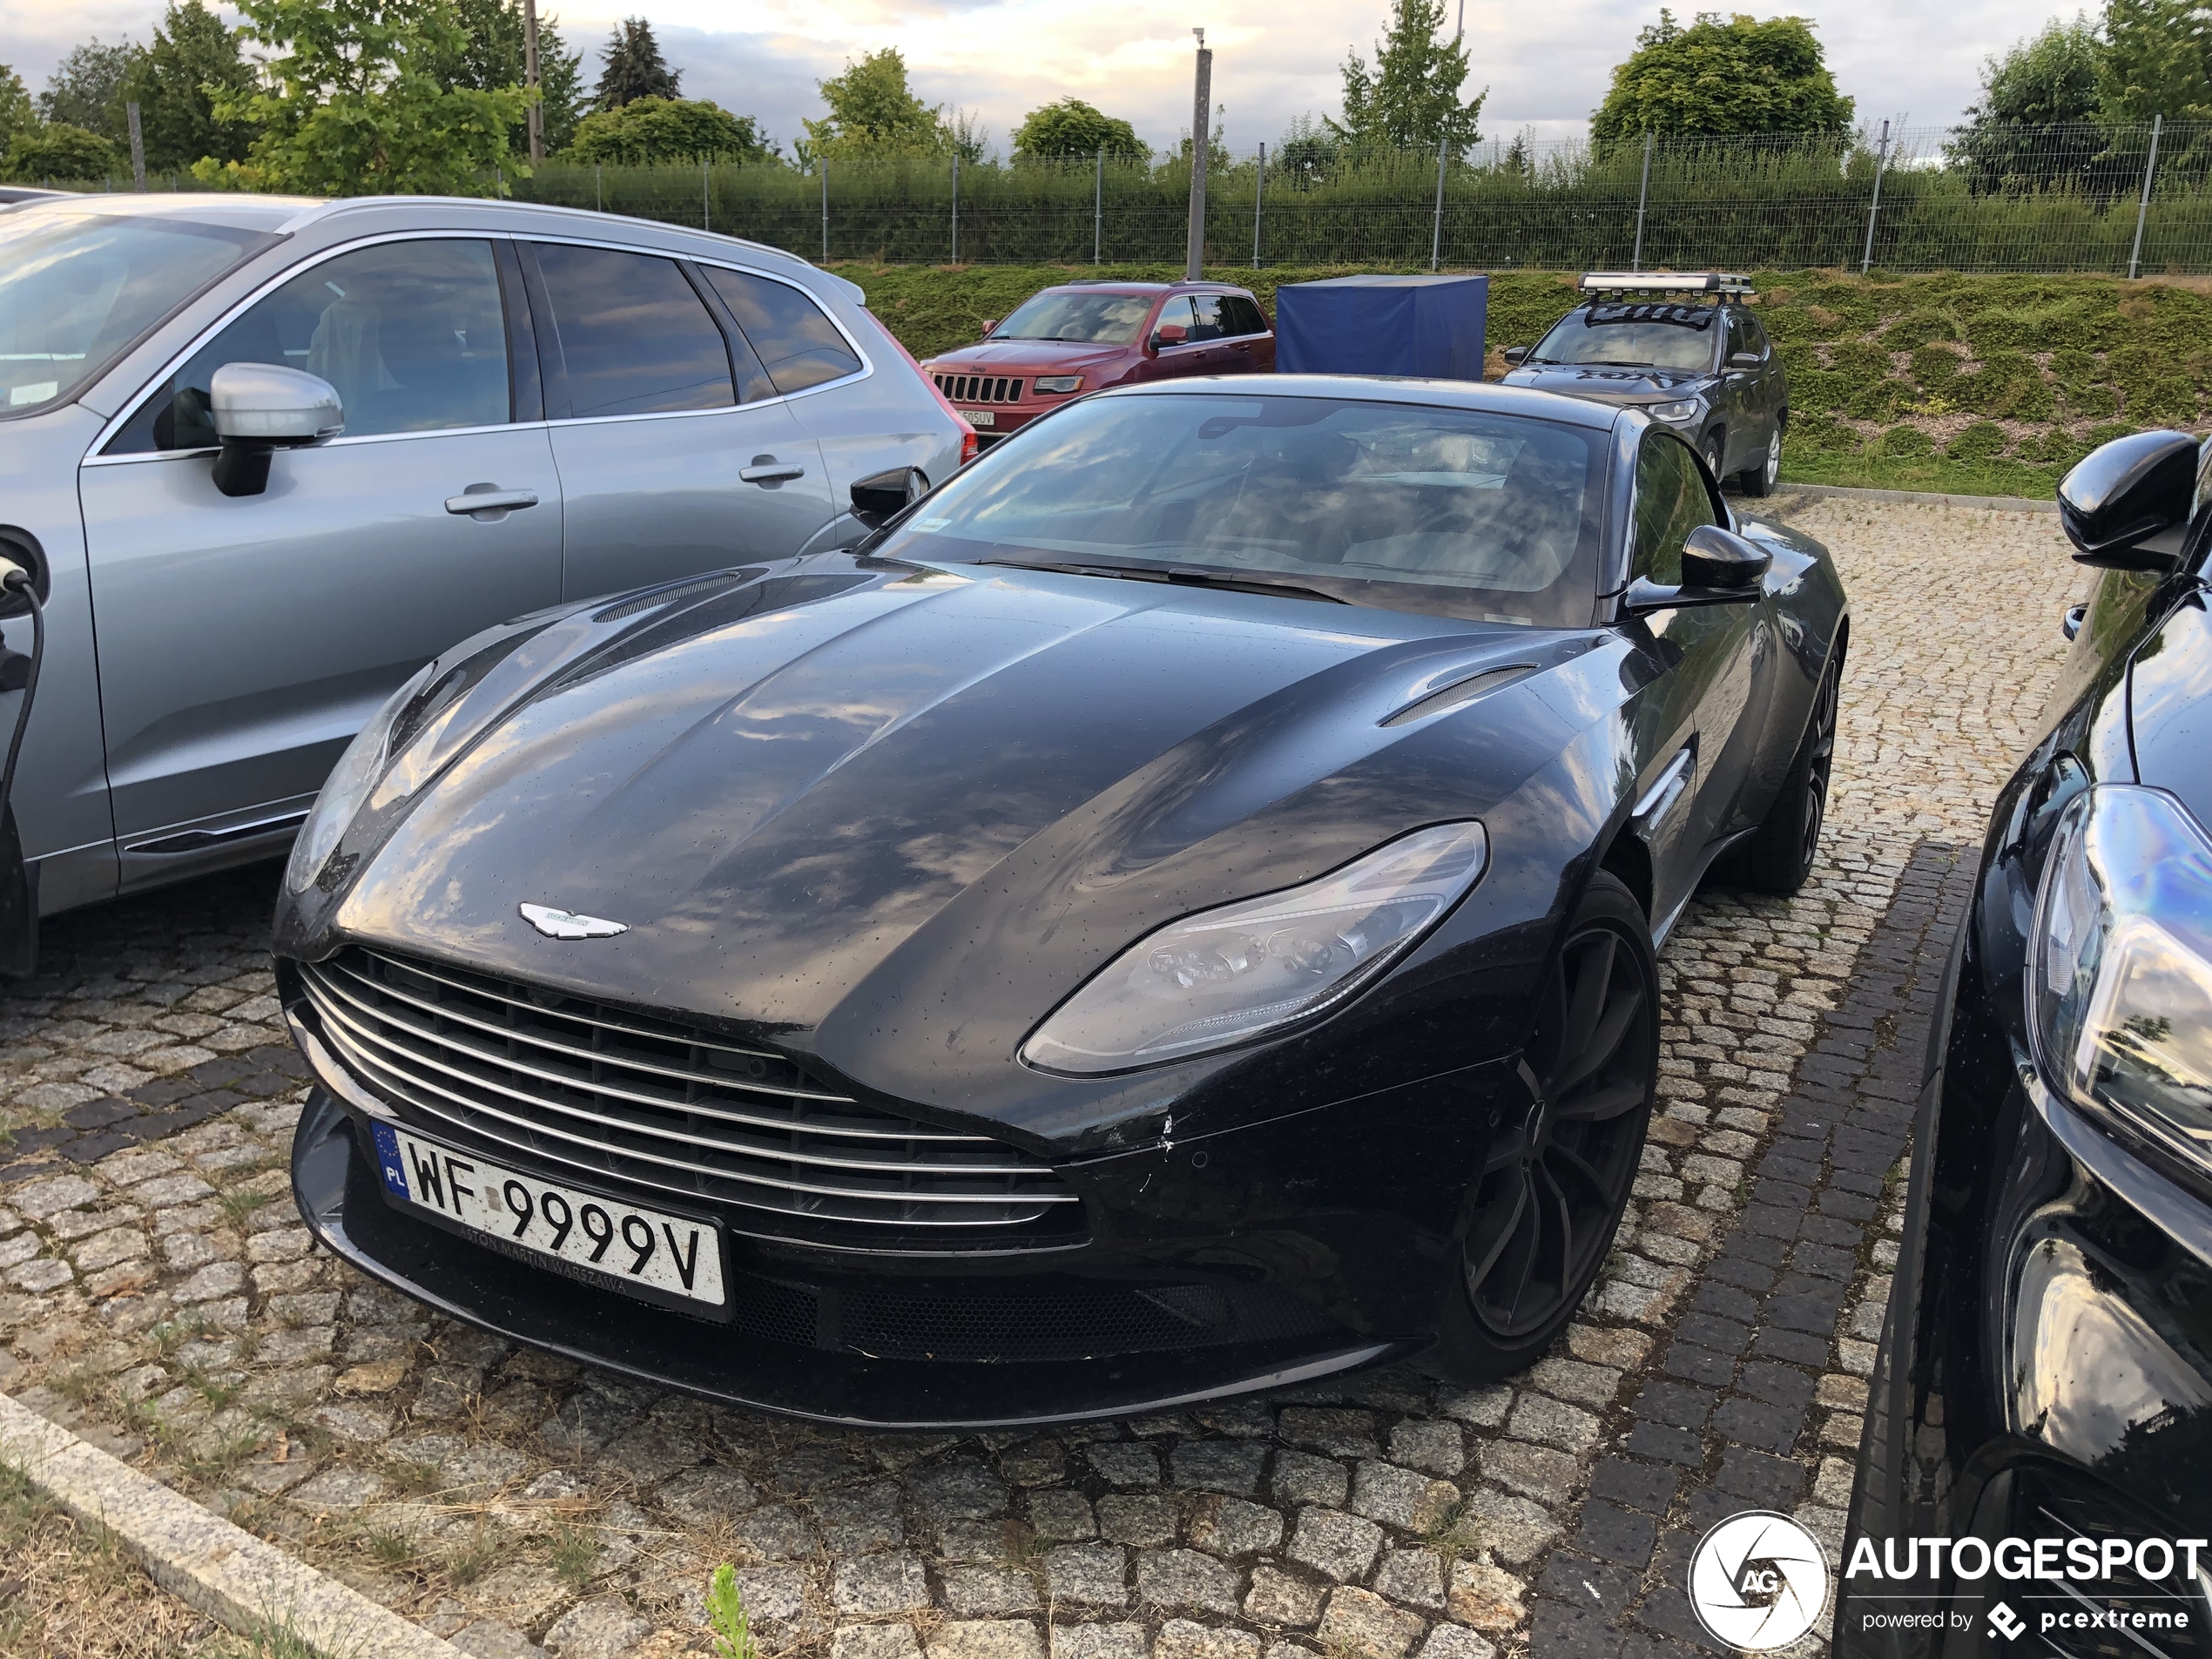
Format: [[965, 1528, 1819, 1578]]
[[37, 38, 141, 145], [1011, 98, 1144, 160], [1589, 10, 1855, 150], [801, 48, 949, 160], [1329, 0, 1486, 155], [0, 65, 35, 144], [569, 96, 773, 163], [2097, 0, 2212, 124], [593, 17, 679, 110], [441, 1, 587, 156], [206, 0, 529, 196], [1947, 18, 2104, 191], [119, 2, 255, 172], [3, 122, 121, 181]]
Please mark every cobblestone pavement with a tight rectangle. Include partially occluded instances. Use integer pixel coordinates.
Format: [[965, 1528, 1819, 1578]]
[[0, 497, 2090, 1659]]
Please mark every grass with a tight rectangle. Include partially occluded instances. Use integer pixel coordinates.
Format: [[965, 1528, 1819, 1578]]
[[1776, 448, 2067, 499], [216, 1188, 278, 1230], [547, 1520, 600, 1592]]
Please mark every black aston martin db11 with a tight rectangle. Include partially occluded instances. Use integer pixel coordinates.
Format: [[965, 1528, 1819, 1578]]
[[278, 376, 1847, 1427]]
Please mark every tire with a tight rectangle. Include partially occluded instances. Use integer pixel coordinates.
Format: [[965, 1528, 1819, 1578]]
[[1733, 645, 1842, 895], [1739, 421, 1782, 497], [1425, 871, 1658, 1382], [1701, 432, 1726, 484]]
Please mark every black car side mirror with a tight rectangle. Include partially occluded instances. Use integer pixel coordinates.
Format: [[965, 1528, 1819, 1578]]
[[850, 467, 927, 528], [1501, 346, 1530, 365], [1619, 525, 1771, 617], [2059, 429, 2202, 570]]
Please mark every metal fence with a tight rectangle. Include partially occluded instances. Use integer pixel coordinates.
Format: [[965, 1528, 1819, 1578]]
[[498, 120, 2212, 275]]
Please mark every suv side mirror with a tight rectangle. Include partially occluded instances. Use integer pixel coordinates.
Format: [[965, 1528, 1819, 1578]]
[[980, 318, 999, 337], [1729, 350, 1762, 368], [1501, 346, 1530, 365], [2059, 429, 2202, 570], [851, 466, 927, 528], [1619, 525, 1772, 616], [1151, 322, 1188, 349], [209, 362, 342, 497]]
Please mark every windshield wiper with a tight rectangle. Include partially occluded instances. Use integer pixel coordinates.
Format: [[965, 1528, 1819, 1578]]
[[974, 557, 1347, 605]]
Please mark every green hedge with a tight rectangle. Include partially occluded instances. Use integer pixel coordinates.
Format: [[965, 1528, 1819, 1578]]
[[839, 262, 2212, 496]]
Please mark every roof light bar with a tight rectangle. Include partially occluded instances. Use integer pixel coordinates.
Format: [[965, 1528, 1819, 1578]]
[[1579, 272, 1754, 296]]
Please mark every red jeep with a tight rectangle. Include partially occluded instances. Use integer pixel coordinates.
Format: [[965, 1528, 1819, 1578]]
[[918, 280, 1274, 443]]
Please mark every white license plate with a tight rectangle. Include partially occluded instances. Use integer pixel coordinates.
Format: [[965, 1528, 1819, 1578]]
[[961, 408, 995, 428], [368, 1122, 727, 1313]]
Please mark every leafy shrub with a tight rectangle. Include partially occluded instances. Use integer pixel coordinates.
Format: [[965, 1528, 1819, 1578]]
[[2021, 428, 2089, 468], [2063, 384, 2120, 419], [1, 123, 118, 182], [2084, 421, 2141, 447], [1787, 368, 1851, 413], [1909, 345, 1964, 391], [1885, 310, 1958, 348], [1782, 411, 1851, 453], [1874, 426, 1934, 457], [1946, 421, 2009, 462], [1826, 341, 1891, 382], [2128, 378, 2202, 423], [1845, 377, 1916, 421]]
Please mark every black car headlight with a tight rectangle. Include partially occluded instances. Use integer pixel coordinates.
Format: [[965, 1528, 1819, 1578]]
[[1022, 822, 1487, 1074], [282, 662, 436, 894], [2028, 784, 2212, 1175]]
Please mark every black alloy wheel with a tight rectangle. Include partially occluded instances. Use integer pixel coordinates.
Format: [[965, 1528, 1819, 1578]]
[[1431, 872, 1657, 1379], [1740, 422, 1782, 497], [1702, 432, 1727, 484], [1735, 646, 1842, 894]]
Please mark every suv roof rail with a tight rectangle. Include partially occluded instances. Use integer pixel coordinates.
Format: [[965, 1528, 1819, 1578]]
[[1578, 272, 1754, 298]]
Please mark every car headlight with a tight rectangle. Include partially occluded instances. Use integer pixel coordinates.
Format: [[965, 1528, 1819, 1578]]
[[1033, 374, 1082, 395], [283, 663, 436, 894], [2029, 784, 2212, 1175], [1021, 822, 1488, 1074], [1644, 397, 1703, 422]]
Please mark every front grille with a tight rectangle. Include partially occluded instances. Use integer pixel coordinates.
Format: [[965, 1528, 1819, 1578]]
[[300, 948, 1081, 1249], [934, 373, 1024, 404], [723, 1271, 1342, 1362]]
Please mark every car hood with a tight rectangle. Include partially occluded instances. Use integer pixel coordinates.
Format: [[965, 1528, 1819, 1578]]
[[1501, 365, 1708, 403], [292, 554, 1588, 1122], [931, 341, 1130, 371]]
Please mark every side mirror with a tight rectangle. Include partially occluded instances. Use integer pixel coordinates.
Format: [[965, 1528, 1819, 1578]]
[[1729, 351, 1762, 368], [1151, 323, 1188, 349], [209, 362, 342, 498], [980, 318, 1000, 337], [850, 466, 927, 528], [1619, 525, 1771, 616], [2059, 429, 2202, 570], [1501, 346, 1530, 366]]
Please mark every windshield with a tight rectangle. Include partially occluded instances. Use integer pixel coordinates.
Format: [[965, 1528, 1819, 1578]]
[[876, 393, 1608, 627], [1530, 302, 1720, 373], [0, 210, 273, 415], [992, 290, 1156, 344]]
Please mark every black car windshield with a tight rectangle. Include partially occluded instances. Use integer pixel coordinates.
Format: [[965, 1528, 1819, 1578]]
[[876, 392, 1608, 627], [0, 209, 274, 415], [1530, 303, 1719, 372], [992, 290, 1156, 343]]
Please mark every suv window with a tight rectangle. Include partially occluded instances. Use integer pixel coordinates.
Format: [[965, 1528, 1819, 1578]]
[[1631, 431, 1717, 586], [1189, 295, 1226, 341], [112, 238, 509, 453], [1153, 296, 1196, 341], [1736, 311, 1770, 358], [1220, 295, 1268, 337], [529, 244, 733, 420], [700, 267, 861, 395]]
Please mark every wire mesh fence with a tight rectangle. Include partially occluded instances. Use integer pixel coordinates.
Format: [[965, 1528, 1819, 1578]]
[[26, 120, 2211, 274], [496, 121, 2212, 275]]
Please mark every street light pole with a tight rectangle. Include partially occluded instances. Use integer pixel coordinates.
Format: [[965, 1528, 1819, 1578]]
[[523, 0, 544, 161], [1186, 29, 1211, 281]]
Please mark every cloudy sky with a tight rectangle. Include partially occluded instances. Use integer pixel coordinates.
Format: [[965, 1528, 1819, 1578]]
[[3, 0, 2074, 157]]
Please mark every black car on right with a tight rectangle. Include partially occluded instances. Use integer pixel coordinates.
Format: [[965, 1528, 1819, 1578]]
[[1501, 273, 1788, 499], [1836, 428, 2212, 1657]]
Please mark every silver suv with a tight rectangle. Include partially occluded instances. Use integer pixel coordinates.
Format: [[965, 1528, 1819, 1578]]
[[0, 193, 965, 967]]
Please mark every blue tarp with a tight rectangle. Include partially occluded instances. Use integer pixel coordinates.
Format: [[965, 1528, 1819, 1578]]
[[1272, 273, 1489, 381]]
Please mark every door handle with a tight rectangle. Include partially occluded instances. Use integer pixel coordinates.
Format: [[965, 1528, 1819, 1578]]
[[446, 487, 539, 517], [741, 458, 806, 484]]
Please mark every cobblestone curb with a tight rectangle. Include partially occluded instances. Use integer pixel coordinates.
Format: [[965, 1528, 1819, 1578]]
[[0, 1383, 464, 1658], [1527, 840, 1980, 1656]]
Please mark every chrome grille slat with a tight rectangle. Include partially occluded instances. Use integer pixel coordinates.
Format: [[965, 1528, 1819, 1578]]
[[933, 373, 1024, 405], [317, 956, 978, 1135], [300, 948, 1082, 1242], [310, 983, 1053, 1182]]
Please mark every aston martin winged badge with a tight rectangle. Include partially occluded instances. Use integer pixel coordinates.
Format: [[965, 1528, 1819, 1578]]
[[519, 903, 631, 940]]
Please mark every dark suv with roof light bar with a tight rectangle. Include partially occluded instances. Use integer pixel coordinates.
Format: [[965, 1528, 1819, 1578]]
[[1501, 272, 1789, 496]]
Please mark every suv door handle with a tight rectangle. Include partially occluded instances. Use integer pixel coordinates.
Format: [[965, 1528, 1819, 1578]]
[[445, 487, 540, 517], [741, 459, 806, 484]]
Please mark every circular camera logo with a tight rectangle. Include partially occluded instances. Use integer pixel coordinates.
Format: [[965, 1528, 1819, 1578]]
[[1687, 1511, 1830, 1651]]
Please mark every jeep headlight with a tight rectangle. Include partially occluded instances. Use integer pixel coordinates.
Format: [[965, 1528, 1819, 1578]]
[[1645, 397, 1703, 423], [282, 663, 435, 894], [2029, 784, 2212, 1174], [1022, 822, 1487, 1074], [1034, 374, 1083, 395]]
